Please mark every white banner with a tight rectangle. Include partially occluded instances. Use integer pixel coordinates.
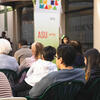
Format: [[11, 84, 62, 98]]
[[34, 0, 61, 48]]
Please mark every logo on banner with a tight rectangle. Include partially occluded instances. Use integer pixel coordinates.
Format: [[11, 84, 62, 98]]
[[39, 0, 60, 10]]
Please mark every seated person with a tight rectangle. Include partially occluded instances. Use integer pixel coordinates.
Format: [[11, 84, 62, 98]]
[[29, 44, 85, 98], [0, 39, 18, 72], [76, 48, 100, 100], [0, 72, 12, 97], [12, 46, 57, 96], [14, 40, 32, 64], [18, 42, 44, 73], [69, 40, 85, 68], [18, 42, 44, 83]]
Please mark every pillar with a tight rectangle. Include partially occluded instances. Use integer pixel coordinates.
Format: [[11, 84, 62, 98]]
[[94, 0, 100, 51]]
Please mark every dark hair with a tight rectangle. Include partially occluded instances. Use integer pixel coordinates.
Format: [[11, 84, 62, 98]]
[[43, 46, 56, 61], [84, 48, 100, 80], [2, 31, 6, 38], [19, 40, 27, 45], [69, 40, 82, 54], [57, 44, 76, 66], [61, 35, 69, 44]]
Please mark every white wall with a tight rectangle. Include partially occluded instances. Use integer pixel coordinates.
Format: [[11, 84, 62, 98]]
[[7, 11, 13, 42], [94, 0, 100, 51], [0, 13, 4, 36]]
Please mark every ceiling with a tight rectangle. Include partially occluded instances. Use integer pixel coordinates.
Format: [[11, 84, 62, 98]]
[[0, 0, 93, 7], [0, 0, 32, 7]]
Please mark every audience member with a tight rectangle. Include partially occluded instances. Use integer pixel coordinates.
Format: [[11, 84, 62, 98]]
[[76, 48, 100, 100], [0, 72, 13, 97], [61, 35, 70, 44], [12, 46, 57, 96], [1, 31, 7, 39], [0, 39, 18, 72], [29, 44, 85, 98], [18, 42, 44, 73], [69, 40, 85, 68], [14, 40, 32, 64]]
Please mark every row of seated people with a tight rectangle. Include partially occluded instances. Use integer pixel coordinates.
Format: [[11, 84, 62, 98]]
[[0, 39, 100, 99], [0, 44, 100, 100], [0, 38, 84, 87]]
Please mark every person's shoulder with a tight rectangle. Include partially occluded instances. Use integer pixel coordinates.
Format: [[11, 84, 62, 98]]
[[74, 68, 85, 71], [14, 48, 22, 54], [73, 68, 85, 75]]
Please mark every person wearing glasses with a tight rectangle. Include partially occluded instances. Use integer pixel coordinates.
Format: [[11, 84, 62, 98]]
[[29, 44, 85, 98]]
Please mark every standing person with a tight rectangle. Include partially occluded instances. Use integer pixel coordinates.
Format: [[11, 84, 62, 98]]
[[14, 40, 32, 64], [61, 35, 70, 44], [29, 44, 85, 98], [76, 48, 100, 100], [0, 39, 18, 72], [12, 46, 57, 97]]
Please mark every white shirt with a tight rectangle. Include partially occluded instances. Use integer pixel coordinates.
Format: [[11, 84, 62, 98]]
[[25, 59, 57, 86]]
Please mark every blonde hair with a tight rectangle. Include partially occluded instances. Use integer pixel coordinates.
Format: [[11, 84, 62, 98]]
[[31, 42, 44, 59], [0, 39, 12, 54]]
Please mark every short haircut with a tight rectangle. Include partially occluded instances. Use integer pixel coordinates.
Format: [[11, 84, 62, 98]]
[[19, 40, 27, 45], [0, 39, 12, 54], [43, 46, 56, 61], [1, 31, 6, 38], [57, 44, 76, 66], [69, 40, 82, 54]]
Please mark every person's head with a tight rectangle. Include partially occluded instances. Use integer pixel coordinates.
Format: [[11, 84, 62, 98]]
[[61, 35, 69, 44], [0, 39, 12, 54], [56, 44, 76, 69], [18, 40, 28, 48], [84, 48, 100, 80], [69, 40, 82, 54], [31, 42, 44, 59], [1, 31, 6, 38], [42, 46, 56, 61]]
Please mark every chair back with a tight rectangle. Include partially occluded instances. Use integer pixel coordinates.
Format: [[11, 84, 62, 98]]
[[88, 78, 100, 100], [0, 97, 27, 100], [18, 68, 29, 83], [26, 80, 84, 100], [0, 69, 18, 87]]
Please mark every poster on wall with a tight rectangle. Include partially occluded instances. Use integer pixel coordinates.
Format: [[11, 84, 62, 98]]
[[33, 0, 61, 48]]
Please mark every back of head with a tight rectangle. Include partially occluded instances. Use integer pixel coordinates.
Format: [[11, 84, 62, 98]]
[[69, 40, 82, 54], [0, 39, 12, 54], [84, 48, 100, 68], [31, 42, 44, 59], [57, 44, 76, 66], [43, 46, 56, 61], [19, 40, 28, 46], [1, 31, 6, 38]]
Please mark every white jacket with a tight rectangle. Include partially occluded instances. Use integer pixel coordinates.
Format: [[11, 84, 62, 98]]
[[25, 59, 57, 86]]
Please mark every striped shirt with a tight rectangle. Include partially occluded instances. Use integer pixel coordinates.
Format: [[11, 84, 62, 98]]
[[0, 72, 12, 97]]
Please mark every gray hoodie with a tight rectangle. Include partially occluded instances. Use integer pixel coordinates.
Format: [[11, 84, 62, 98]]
[[29, 68, 85, 98]]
